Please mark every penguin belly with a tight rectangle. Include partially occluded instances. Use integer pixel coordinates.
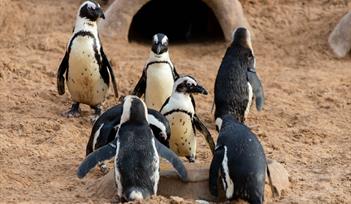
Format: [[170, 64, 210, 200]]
[[145, 64, 174, 110], [166, 112, 196, 157], [67, 36, 108, 106]]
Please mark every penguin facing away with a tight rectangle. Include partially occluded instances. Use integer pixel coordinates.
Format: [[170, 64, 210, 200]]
[[57, 1, 118, 118], [77, 96, 187, 201], [85, 103, 171, 173], [132, 33, 179, 111], [214, 27, 264, 127], [160, 76, 215, 162], [209, 114, 267, 204]]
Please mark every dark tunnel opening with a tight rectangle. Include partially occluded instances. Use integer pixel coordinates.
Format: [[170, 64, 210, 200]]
[[128, 0, 225, 43]]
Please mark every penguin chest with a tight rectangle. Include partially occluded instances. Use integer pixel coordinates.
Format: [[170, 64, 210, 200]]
[[166, 112, 196, 157], [67, 36, 108, 106], [145, 64, 174, 110]]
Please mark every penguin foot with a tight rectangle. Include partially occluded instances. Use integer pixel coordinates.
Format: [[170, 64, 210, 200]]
[[186, 155, 196, 163], [62, 102, 81, 118], [98, 162, 109, 174], [90, 105, 102, 123]]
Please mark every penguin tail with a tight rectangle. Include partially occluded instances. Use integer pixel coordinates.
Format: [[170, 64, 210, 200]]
[[124, 187, 145, 201]]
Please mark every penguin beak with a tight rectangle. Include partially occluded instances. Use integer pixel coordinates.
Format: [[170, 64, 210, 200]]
[[190, 85, 208, 95], [97, 8, 105, 19], [156, 44, 162, 55]]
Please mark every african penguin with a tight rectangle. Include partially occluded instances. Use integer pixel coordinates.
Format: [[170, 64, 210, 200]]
[[85, 103, 171, 173], [132, 33, 179, 111], [57, 1, 118, 118], [209, 114, 267, 204], [214, 27, 264, 127], [160, 76, 215, 162], [77, 96, 187, 201]]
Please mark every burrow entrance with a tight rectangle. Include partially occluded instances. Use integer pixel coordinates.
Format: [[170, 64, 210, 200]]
[[128, 0, 225, 43]]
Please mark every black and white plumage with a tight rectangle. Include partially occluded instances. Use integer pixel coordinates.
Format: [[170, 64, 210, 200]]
[[57, 1, 118, 118], [77, 96, 187, 201], [209, 114, 267, 204], [85, 103, 171, 172], [132, 33, 179, 111], [160, 76, 215, 162], [214, 27, 264, 127]]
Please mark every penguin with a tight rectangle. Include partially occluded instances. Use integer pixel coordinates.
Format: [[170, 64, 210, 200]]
[[160, 76, 215, 162], [209, 114, 267, 204], [132, 33, 179, 111], [85, 103, 171, 173], [214, 27, 264, 127], [57, 1, 118, 118], [77, 96, 188, 201]]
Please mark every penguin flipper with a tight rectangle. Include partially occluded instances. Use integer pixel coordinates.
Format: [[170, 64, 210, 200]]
[[209, 145, 225, 197], [247, 70, 264, 111], [193, 114, 215, 154], [57, 51, 69, 95], [77, 138, 117, 178], [172, 65, 180, 80], [155, 139, 188, 182], [101, 47, 119, 98], [132, 70, 146, 97]]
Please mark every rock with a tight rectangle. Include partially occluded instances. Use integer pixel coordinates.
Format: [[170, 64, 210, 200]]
[[267, 159, 290, 197], [86, 159, 289, 202], [328, 11, 351, 58]]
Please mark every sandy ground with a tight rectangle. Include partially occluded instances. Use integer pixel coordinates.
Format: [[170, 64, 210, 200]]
[[0, 0, 350, 203]]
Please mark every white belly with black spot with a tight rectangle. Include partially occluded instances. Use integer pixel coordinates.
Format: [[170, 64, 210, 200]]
[[145, 64, 174, 110], [166, 112, 196, 157], [67, 36, 108, 106]]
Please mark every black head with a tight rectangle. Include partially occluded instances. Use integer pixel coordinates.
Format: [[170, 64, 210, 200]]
[[232, 27, 252, 49], [79, 1, 105, 21], [151, 33, 169, 55], [120, 96, 148, 124], [174, 75, 208, 95]]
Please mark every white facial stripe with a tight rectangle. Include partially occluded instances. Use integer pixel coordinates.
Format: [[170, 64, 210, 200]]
[[161, 36, 168, 44], [147, 114, 167, 138], [222, 146, 234, 199], [120, 96, 133, 124], [86, 1, 96, 9], [92, 123, 104, 150], [173, 76, 197, 93], [215, 118, 223, 131], [246, 30, 253, 51], [153, 35, 158, 44]]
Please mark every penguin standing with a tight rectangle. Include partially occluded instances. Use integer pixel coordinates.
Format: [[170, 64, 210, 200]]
[[214, 27, 264, 127], [132, 33, 179, 110], [77, 96, 187, 201], [85, 103, 171, 173], [209, 114, 267, 204], [160, 76, 215, 162], [57, 1, 118, 118]]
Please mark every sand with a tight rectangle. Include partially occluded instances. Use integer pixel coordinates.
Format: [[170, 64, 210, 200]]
[[0, 0, 350, 203]]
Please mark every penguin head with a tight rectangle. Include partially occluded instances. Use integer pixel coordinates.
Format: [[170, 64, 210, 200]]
[[147, 109, 171, 143], [231, 27, 253, 50], [78, 1, 105, 21], [120, 95, 148, 125], [151, 33, 169, 56], [173, 76, 208, 95]]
